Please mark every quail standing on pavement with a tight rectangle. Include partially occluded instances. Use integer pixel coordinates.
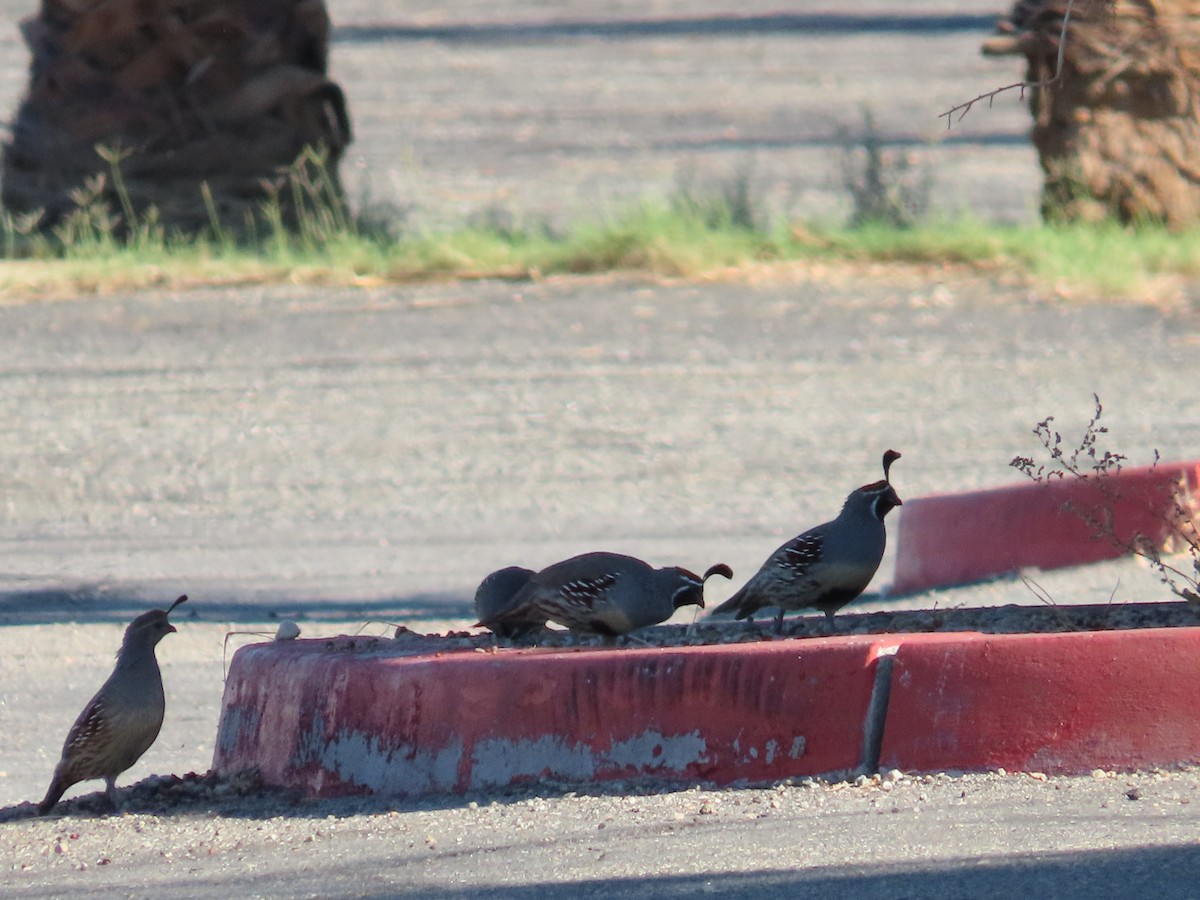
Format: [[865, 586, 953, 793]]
[[477, 552, 733, 637], [713, 450, 902, 632], [39, 595, 186, 815], [474, 565, 542, 638]]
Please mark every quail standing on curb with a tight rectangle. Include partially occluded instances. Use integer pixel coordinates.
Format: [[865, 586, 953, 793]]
[[477, 552, 733, 637], [38, 595, 186, 815], [713, 450, 902, 632], [474, 565, 541, 638]]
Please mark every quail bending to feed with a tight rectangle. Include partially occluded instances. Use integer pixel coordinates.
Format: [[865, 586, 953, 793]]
[[474, 565, 541, 638], [713, 450, 902, 632], [477, 552, 733, 637], [39, 595, 186, 815]]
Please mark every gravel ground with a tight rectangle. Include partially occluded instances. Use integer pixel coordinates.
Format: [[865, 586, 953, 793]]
[[5, 766, 1200, 898], [1, 265, 1197, 607]]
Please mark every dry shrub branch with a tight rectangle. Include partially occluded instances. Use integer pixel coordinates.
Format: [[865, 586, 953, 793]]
[[1011, 394, 1200, 605]]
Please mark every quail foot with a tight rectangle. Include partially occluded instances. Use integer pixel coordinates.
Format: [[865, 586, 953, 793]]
[[713, 450, 902, 633], [39, 595, 186, 815], [478, 552, 733, 638]]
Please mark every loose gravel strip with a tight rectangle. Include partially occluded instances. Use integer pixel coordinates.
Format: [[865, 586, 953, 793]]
[[3, 766, 1200, 898]]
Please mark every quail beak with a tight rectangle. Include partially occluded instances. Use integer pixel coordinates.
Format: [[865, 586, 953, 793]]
[[166, 623, 177, 634]]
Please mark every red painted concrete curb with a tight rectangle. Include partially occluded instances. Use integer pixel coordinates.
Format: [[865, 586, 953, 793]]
[[890, 461, 1200, 596], [213, 636, 893, 798], [879, 628, 1200, 774], [212, 626, 1200, 797]]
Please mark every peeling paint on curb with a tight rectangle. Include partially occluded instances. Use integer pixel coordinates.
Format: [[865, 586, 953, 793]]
[[470, 734, 599, 787], [294, 713, 464, 796], [213, 638, 883, 798]]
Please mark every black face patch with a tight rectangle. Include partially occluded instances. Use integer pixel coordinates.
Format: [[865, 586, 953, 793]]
[[671, 583, 703, 609], [871, 486, 902, 520]]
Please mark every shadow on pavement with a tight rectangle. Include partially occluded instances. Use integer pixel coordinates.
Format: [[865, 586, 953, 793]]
[[0, 586, 474, 626], [29, 840, 1197, 898], [342, 844, 1200, 899], [335, 13, 997, 45], [385, 842, 1200, 898]]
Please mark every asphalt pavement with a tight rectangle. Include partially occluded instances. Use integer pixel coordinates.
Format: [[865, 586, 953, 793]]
[[2, 268, 1200, 895], [1, 269, 1196, 619], [6, 767, 1200, 898]]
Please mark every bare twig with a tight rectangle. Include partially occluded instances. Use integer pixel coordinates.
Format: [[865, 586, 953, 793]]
[[940, 0, 1076, 128], [1019, 572, 1057, 607]]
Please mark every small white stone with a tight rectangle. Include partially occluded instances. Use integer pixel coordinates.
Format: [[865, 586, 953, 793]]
[[274, 621, 301, 641]]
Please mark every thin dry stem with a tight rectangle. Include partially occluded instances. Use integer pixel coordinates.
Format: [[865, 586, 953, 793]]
[[940, 0, 1076, 128], [1011, 393, 1200, 607]]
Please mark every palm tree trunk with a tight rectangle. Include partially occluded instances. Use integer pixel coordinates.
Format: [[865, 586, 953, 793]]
[[2, 0, 352, 235], [984, 0, 1200, 228]]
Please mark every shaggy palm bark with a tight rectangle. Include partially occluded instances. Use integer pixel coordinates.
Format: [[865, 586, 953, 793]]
[[984, 0, 1200, 227], [1, 0, 351, 234]]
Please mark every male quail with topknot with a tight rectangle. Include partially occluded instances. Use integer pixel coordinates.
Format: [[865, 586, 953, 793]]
[[39, 595, 186, 815], [713, 451, 902, 632], [478, 552, 733, 637]]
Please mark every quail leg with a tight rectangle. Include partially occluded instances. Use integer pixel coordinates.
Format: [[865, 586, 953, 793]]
[[104, 776, 120, 810]]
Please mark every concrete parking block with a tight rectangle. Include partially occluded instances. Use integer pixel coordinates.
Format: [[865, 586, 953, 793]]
[[879, 627, 1200, 774], [890, 462, 1200, 596], [213, 635, 892, 797]]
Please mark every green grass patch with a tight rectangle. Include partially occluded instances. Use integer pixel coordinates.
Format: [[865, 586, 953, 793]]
[[815, 218, 1010, 266], [1007, 222, 1200, 296], [812, 218, 1200, 297], [6, 188, 1200, 301]]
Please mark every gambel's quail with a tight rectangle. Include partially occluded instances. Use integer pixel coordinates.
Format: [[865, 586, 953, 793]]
[[39, 595, 186, 815], [713, 450, 902, 632], [478, 552, 733, 637], [474, 566, 542, 638]]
